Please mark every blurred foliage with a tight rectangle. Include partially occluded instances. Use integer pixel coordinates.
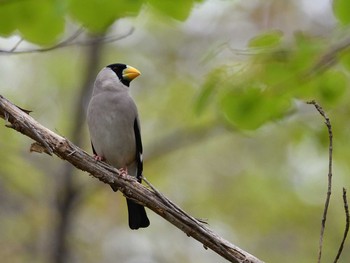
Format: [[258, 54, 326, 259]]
[[197, 32, 349, 130], [333, 0, 350, 25], [0, 0, 65, 45], [0, 0, 203, 44], [1, 0, 350, 263]]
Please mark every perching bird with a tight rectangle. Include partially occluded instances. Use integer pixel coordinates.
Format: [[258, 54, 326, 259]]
[[87, 63, 150, 230]]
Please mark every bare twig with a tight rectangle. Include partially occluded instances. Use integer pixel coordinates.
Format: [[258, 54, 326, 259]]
[[0, 27, 134, 55], [333, 188, 349, 263], [0, 95, 264, 263], [73, 29, 135, 46], [306, 100, 333, 263], [9, 38, 24, 52], [305, 36, 350, 78]]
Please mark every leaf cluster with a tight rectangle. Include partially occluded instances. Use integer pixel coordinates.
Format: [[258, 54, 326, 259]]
[[0, 0, 203, 45], [196, 0, 350, 130], [197, 29, 350, 130]]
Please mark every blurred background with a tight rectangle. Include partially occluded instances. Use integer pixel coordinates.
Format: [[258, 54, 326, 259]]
[[1, 0, 350, 262]]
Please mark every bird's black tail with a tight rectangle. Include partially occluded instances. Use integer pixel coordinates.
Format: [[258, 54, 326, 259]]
[[126, 199, 150, 230]]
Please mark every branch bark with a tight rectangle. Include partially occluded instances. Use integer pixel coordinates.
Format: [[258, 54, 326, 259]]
[[0, 95, 264, 263]]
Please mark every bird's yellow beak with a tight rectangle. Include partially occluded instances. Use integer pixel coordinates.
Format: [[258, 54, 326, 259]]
[[122, 65, 141, 81]]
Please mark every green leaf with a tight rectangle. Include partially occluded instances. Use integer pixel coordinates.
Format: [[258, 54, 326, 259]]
[[195, 80, 215, 114], [0, 1, 18, 36], [317, 70, 347, 104], [195, 67, 224, 114], [0, 0, 65, 44], [338, 49, 350, 72], [68, 0, 143, 32], [248, 30, 283, 48], [17, 0, 65, 45], [260, 61, 295, 87], [220, 88, 261, 130], [147, 0, 200, 21], [289, 33, 324, 73], [220, 85, 291, 130], [333, 0, 350, 25]]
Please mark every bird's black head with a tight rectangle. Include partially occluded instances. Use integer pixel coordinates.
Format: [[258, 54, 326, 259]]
[[107, 63, 141, 87], [107, 63, 129, 86]]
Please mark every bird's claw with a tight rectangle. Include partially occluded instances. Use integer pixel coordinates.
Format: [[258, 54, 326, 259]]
[[118, 167, 128, 176], [93, 154, 104, 161]]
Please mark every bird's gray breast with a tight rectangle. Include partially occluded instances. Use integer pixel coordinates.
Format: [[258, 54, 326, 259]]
[[87, 91, 138, 169]]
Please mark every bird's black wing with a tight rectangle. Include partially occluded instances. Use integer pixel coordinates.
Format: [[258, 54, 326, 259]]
[[128, 118, 150, 229], [133, 118, 143, 182], [91, 142, 97, 156]]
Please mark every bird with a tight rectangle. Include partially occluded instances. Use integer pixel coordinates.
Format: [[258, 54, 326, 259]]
[[87, 63, 150, 230]]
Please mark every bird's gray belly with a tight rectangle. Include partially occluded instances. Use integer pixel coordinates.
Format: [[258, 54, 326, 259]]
[[88, 105, 136, 168]]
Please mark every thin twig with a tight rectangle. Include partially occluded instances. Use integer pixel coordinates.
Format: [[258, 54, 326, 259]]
[[74, 28, 134, 46], [9, 38, 24, 52], [143, 176, 190, 214], [306, 100, 333, 263], [0, 27, 134, 55], [2, 27, 84, 54], [333, 188, 349, 263], [305, 36, 350, 78]]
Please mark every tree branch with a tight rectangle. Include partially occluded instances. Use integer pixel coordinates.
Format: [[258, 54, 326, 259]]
[[0, 95, 264, 263], [307, 100, 333, 263], [334, 188, 349, 263], [306, 100, 350, 262], [305, 36, 350, 78], [0, 27, 134, 55]]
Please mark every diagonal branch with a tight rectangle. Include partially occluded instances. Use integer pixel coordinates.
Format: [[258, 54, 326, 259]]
[[305, 36, 350, 78], [0, 94, 264, 263]]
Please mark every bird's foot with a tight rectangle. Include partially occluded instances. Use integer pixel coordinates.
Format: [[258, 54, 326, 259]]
[[93, 154, 105, 161], [118, 167, 128, 176]]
